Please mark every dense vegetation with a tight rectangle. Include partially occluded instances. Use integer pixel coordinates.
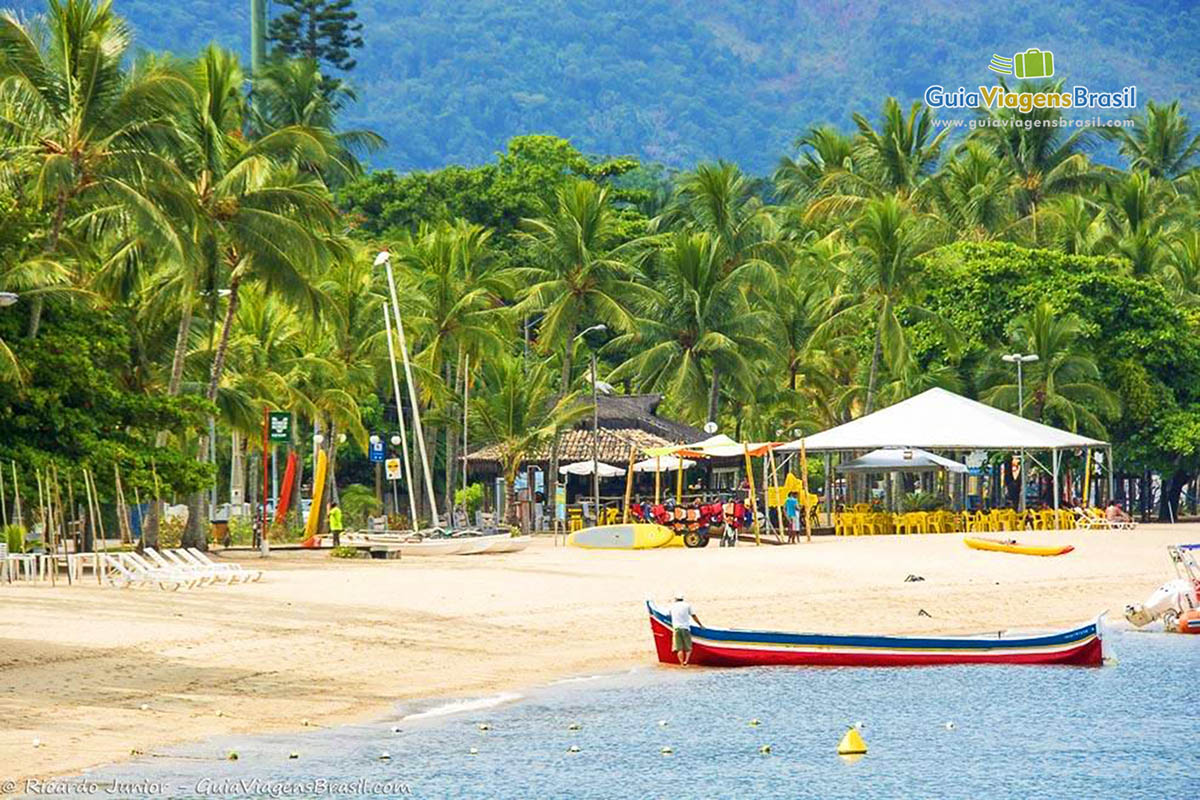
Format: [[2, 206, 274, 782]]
[[2, 0, 1200, 546], [7, 0, 1199, 172]]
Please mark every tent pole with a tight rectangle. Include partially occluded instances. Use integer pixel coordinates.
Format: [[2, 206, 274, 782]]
[[622, 446, 636, 523], [1083, 448, 1092, 509], [1052, 448, 1060, 513], [743, 445, 760, 545], [823, 453, 832, 526], [675, 457, 683, 505], [1107, 446, 1115, 505], [654, 456, 661, 504]]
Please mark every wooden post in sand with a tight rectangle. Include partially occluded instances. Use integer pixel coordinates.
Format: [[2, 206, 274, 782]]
[[675, 457, 683, 505], [799, 438, 812, 543], [622, 445, 636, 523], [654, 456, 661, 505], [743, 445, 760, 546]]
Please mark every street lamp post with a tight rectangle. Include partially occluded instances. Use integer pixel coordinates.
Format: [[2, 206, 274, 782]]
[[1002, 353, 1040, 511], [576, 324, 607, 523]]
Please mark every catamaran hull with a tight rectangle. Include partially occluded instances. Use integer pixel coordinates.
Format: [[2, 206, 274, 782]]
[[647, 603, 1104, 667]]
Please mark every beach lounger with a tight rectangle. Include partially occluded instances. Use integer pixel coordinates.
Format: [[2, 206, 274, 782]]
[[142, 547, 223, 585], [157, 548, 243, 584], [100, 553, 185, 591], [118, 551, 201, 589], [184, 547, 263, 582]]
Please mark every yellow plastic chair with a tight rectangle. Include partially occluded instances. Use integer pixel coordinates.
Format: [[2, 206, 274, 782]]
[[568, 508, 584, 533]]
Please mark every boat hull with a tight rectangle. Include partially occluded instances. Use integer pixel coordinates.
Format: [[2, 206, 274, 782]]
[[647, 602, 1104, 667], [964, 537, 1075, 556]]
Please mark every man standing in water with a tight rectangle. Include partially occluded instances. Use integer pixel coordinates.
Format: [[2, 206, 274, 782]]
[[669, 592, 703, 666]]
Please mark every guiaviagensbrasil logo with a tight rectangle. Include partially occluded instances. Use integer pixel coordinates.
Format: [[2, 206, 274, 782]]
[[989, 48, 1054, 80], [924, 47, 1136, 113]]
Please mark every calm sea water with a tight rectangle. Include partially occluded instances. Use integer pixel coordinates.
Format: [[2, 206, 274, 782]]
[[66, 629, 1197, 800]]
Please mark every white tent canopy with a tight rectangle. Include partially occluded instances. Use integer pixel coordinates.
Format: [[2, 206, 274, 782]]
[[780, 388, 1107, 452], [836, 447, 967, 473], [559, 460, 626, 477], [631, 455, 697, 473], [648, 433, 777, 459]]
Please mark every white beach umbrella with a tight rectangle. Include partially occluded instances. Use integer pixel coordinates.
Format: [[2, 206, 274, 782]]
[[558, 460, 626, 478], [631, 456, 696, 473]]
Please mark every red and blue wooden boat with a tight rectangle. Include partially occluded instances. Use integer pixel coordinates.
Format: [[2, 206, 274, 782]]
[[647, 602, 1105, 667]]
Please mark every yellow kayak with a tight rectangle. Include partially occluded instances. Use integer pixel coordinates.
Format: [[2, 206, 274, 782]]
[[569, 524, 675, 549], [964, 536, 1074, 557]]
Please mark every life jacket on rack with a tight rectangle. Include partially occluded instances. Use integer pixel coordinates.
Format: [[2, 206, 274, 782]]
[[672, 505, 688, 534], [686, 504, 701, 531]]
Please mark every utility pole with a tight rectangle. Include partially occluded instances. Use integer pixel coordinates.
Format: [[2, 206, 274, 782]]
[[250, 0, 268, 117]]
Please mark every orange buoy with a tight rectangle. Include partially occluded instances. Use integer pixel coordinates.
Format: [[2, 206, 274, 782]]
[[1178, 609, 1200, 634]]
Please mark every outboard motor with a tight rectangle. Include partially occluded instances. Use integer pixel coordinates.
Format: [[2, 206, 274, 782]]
[[1125, 578, 1199, 629]]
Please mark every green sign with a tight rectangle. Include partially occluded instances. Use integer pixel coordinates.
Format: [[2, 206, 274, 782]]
[[268, 411, 292, 442]]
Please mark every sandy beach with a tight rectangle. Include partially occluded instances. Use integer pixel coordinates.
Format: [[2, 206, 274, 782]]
[[0, 526, 1191, 784]]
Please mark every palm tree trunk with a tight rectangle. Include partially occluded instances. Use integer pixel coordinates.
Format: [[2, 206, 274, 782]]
[[206, 271, 242, 403], [443, 356, 460, 524], [708, 363, 721, 423], [184, 268, 242, 551], [26, 192, 69, 339], [547, 344, 573, 529], [148, 296, 195, 549], [864, 321, 884, 414]]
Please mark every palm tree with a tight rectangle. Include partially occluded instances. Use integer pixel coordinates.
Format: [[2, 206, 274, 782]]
[[968, 80, 1106, 242], [471, 356, 589, 526], [817, 196, 954, 414], [773, 125, 857, 206], [607, 231, 774, 423], [390, 220, 513, 515], [170, 45, 341, 547], [1105, 100, 1200, 180], [516, 179, 649, 513], [851, 98, 950, 198], [0, 0, 192, 336], [250, 57, 383, 185], [1098, 171, 1181, 277], [658, 162, 780, 271], [1041, 195, 1108, 256], [923, 141, 1019, 241], [1164, 230, 1200, 306], [978, 301, 1119, 436]]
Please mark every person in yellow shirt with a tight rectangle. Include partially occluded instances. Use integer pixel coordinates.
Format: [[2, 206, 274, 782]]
[[328, 501, 344, 547]]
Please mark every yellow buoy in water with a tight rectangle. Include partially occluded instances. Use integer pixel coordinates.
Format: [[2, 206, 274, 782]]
[[837, 726, 867, 756]]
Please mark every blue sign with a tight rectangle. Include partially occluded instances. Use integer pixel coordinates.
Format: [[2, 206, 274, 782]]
[[369, 439, 385, 463]]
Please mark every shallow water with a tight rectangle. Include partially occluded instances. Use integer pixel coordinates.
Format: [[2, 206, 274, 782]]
[[67, 629, 1198, 799]]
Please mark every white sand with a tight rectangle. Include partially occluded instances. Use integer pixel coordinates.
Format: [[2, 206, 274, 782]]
[[0, 525, 1192, 781]]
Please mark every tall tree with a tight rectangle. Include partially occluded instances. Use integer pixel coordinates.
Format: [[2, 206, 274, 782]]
[[607, 231, 773, 423], [0, 0, 192, 337], [978, 301, 1119, 436], [1105, 100, 1200, 180], [268, 0, 363, 73], [516, 179, 647, 520]]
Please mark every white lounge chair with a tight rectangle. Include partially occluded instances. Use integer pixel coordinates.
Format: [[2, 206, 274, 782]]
[[100, 553, 184, 591], [142, 547, 222, 585], [184, 547, 263, 582], [118, 551, 200, 589], [161, 547, 245, 584]]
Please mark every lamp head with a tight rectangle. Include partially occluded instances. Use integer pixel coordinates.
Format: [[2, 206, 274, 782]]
[[373, 250, 391, 267], [0, 292, 17, 308]]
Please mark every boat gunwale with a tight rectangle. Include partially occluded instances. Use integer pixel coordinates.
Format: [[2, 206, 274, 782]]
[[646, 601, 1101, 650]]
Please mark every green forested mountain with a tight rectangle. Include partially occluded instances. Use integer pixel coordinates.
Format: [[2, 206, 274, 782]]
[[8, 0, 1199, 173]]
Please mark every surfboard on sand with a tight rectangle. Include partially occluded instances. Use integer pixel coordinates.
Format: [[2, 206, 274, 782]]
[[300, 449, 328, 547], [273, 450, 298, 525], [568, 524, 674, 549]]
